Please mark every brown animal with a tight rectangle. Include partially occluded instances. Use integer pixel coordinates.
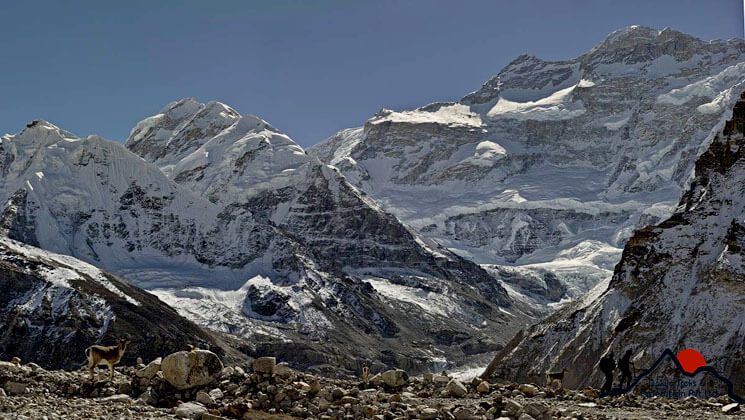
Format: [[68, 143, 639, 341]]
[[546, 367, 568, 390], [85, 338, 131, 380], [361, 365, 370, 383]]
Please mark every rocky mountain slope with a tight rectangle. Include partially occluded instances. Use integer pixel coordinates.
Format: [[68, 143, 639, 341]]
[[489, 92, 745, 395], [0, 236, 235, 369], [310, 26, 745, 306], [123, 98, 537, 373], [0, 105, 532, 374]]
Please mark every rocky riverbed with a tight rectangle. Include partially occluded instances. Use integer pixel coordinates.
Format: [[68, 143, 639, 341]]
[[0, 353, 743, 420]]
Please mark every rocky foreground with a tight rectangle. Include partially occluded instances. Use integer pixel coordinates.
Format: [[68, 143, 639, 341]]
[[0, 352, 743, 420]]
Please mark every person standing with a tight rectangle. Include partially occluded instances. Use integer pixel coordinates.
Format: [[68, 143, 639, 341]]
[[599, 352, 616, 393], [618, 350, 634, 389]]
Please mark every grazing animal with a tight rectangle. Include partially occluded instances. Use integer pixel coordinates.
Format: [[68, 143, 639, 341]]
[[546, 367, 568, 390], [85, 338, 131, 380], [361, 365, 370, 383]]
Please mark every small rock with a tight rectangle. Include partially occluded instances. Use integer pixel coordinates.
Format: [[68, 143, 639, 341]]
[[100, 394, 132, 403], [202, 414, 228, 420], [136, 357, 143, 365], [175, 401, 208, 419], [433, 375, 450, 383], [294, 381, 312, 392], [4, 381, 27, 395], [196, 390, 215, 406], [208, 388, 223, 400], [446, 379, 467, 398], [723, 403, 740, 414], [0, 389, 5, 398], [519, 383, 539, 396], [273, 362, 293, 378], [476, 381, 490, 393], [423, 373, 434, 383], [420, 407, 438, 419], [9, 357, 20, 365], [517, 414, 535, 420], [252, 357, 276, 374], [504, 399, 523, 416], [453, 406, 474, 420], [136, 357, 162, 379], [578, 402, 597, 408], [138, 389, 158, 406], [117, 382, 132, 395], [369, 373, 384, 386]]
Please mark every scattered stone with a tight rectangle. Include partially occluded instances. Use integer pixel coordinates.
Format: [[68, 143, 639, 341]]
[[446, 379, 467, 398], [578, 402, 598, 408], [723, 402, 739, 414], [208, 388, 223, 400], [433, 375, 450, 383], [161, 350, 223, 390], [453, 406, 474, 420], [100, 394, 132, 403], [4, 381, 27, 395], [273, 362, 293, 378], [476, 381, 490, 393], [138, 388, 158, 406], [136, 357, 162, 379], [420, 407, 438, 419], [196, 390, 215, 406], [175, 401, 208, 419], [252, 357, 276, 374], [519, 383, 539, 396]]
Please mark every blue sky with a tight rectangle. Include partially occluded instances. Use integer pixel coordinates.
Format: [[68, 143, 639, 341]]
[[0, 0, 742, 147]]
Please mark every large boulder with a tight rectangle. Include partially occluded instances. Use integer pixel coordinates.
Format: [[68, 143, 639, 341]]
[[381, 369, 408, 388], [252, 357, 276, 374], [161, 350, 223, 390]]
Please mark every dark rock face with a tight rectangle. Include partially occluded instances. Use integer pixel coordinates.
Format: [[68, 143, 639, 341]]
[[0, 238, 236, 370], [491, 93, 745, 395]]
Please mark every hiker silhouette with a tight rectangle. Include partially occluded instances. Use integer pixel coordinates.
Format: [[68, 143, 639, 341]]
[[599, 352, 615, 393], [618, 349, 633, 389]]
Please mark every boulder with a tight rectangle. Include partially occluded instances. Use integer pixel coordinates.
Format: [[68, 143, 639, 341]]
[[136, 357, 162, 379], [476, 381, 490, 393], [382, 369, 408, 388], [252, 357, 276, 374], [446, 379, 467, 397], [4, 381, 27, 395], [174, 401, 208, 419], [519, 383, 539, 396], [161, 350, 223, 391]]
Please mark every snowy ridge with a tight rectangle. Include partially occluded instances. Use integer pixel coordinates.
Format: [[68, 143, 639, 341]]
[[310, 26, 745, 307], [492, 92, 745, 395]]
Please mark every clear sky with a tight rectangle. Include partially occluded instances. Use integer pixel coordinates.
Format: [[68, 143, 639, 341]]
[[1, 0, 742, 148]]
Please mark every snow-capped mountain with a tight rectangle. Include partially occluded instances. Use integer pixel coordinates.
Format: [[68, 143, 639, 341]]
[[123, 98, 536, 373], [0, 106, 532, 373], [490, 92, 745, 395], [310, 26, 745, 305], [0, 236, 230, 369]]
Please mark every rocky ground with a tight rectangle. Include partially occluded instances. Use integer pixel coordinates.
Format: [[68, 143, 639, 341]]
[[0, 353, 743, 420]]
